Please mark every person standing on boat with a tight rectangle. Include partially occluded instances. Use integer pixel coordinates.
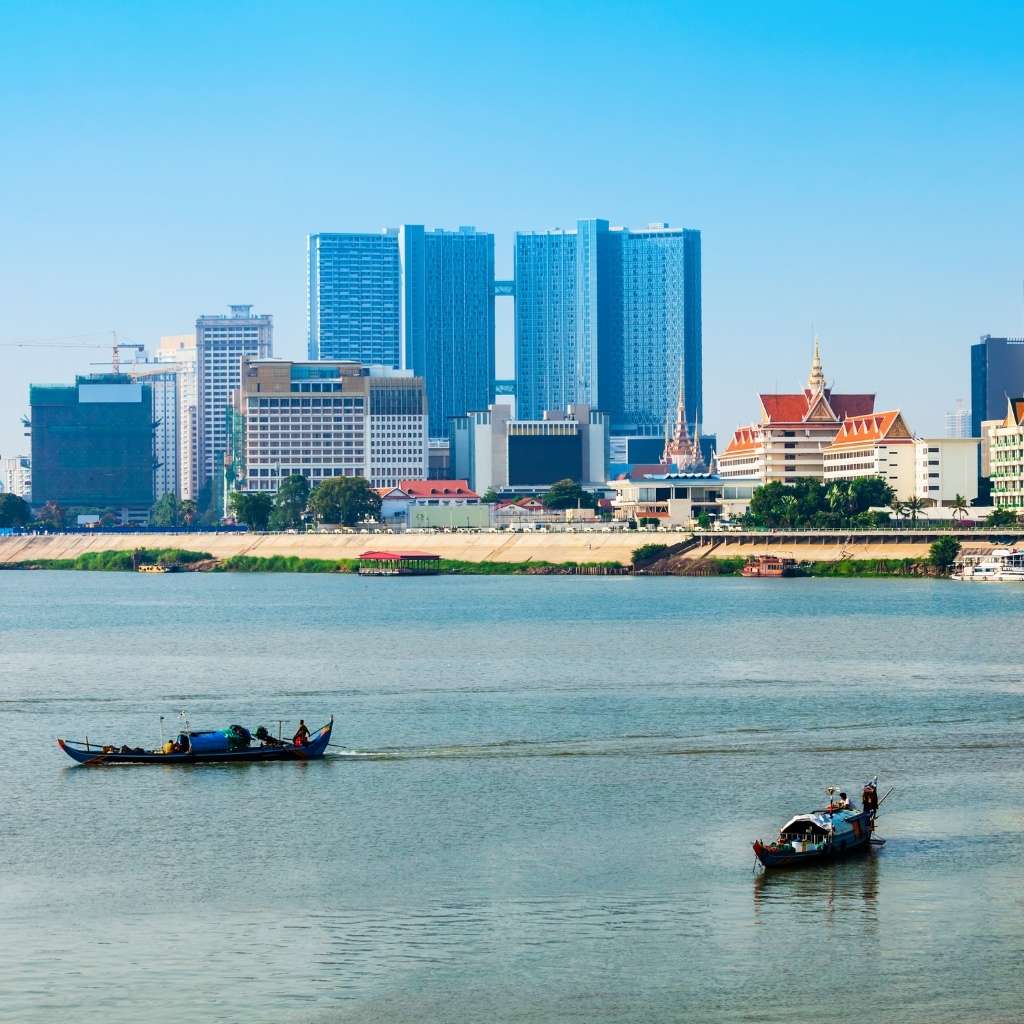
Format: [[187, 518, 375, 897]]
[[862, 782, 878, 813], [293, 720, 311, 746]]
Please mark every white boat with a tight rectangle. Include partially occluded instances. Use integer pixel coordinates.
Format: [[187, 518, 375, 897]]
[[952, 547, 1024, 582]]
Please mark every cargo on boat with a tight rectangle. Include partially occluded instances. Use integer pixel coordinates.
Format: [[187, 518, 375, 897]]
[[753, 782, 888, 869], [57, 717, 333, 765]]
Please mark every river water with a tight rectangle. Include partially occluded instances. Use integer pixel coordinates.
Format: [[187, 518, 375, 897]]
[[1, 571, 1021, 1023]]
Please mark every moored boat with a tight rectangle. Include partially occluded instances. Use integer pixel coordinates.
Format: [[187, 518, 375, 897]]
[[741, 554, 797, 578], [753, 783, 888, 869], [951, 547, 1024, 582], [57, 717, 333, 765]]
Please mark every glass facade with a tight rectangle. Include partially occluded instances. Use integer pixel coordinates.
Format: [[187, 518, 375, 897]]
[[971, 336, 1024, 437], [30, 376, 154, 510], [307, 232, 401, 365], [514, 230, 578, 420], [400, 225, 495, 437], [514, 220, 701, 436]]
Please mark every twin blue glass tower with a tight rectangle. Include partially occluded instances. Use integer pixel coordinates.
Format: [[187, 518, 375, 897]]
[[308, 219, 702, 442]]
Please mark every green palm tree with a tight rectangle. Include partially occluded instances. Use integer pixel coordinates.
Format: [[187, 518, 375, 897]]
[[827, 483, 849, 518], [889, 496, 907, 528], [904, 496, 925, 524], [950, 493, 969, 526], [780, 495, 799, 528]]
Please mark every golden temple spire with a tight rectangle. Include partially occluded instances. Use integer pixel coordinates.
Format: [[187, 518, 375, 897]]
[[807, 335, 826, 393]]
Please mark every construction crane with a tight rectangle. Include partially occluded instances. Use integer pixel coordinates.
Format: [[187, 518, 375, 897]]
[[0, 330, 147, 372]]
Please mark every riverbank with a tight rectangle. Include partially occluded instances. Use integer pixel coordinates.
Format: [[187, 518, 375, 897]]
[[0, 546, 943, 578], [0, 529, 949, 569]]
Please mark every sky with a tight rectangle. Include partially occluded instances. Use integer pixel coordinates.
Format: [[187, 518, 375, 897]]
[[1, 0, 1022, 459]]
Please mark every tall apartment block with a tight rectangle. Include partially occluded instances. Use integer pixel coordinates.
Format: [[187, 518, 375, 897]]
[[157, 334, 199, 499], [971, 335, 1024, 437], [514, 220, 701, 438], [196, 305, 272, 499], [226, 359, 428, 497], [307, 232, 401, 365], [128, 360, 180, 500], [399, 226, 495, 438], [29, 375, 155, 523]]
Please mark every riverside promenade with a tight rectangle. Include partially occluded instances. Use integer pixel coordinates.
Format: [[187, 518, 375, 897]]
[[0, 528, 1004, 567]]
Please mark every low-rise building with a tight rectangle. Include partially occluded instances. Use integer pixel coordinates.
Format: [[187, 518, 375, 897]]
[[226, 359, 427, 500], [822, 410, 915, 498], [609, 472, 759, 527], [914, 437, 979, 506], [987, 398, 1024, 511], [451, 403, 609, 495]]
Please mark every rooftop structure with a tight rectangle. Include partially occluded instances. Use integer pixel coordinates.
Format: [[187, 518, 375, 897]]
[[718, 339, 875, 484], [822, 410, 915, 498]]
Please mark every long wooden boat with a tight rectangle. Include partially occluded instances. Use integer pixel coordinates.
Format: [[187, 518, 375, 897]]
[[753, 802, 878, 869], [57, 718, 333, 765]]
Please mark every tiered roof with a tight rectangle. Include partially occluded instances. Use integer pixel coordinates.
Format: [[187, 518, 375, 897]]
[[828, 410, 912, 448]]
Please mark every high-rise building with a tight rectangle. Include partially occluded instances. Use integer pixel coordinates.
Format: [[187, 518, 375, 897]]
[[307, 232, 401, 364], [514, 219, 701, 438], [29, 375, 155, 523], [226, 359, 427, 496], [196, 305, 272, 499], [945, 400, 971, 438], [2, 456, 31, 499], [128, 359, 179, 500], [971, 336, 1024, 437], [157, 334, 199, 500], [399, 225, 495, 438]]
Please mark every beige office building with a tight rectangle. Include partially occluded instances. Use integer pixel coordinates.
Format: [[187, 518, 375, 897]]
[[227, 359, 427, 497]]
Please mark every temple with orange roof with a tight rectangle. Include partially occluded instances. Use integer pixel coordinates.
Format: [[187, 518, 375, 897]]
[[717, 339, 876, 485]]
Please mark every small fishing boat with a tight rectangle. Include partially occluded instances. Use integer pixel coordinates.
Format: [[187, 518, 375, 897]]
[[137, 563, 178, 574], [57, 717, 333, 765], [753, 783, 890, 869]]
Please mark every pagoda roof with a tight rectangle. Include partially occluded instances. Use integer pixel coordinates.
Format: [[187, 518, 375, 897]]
[[722, 425, 759, 456], [827, 410, 913, 448], [758, 389, 874, 425]]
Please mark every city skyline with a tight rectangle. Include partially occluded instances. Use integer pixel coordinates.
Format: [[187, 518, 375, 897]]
[[2, 2, 1024, 460]]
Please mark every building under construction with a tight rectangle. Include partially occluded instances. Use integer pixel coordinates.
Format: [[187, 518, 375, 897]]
[[29, 374, 156, 524]]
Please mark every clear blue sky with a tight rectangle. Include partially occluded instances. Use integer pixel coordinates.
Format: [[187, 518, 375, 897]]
[[1, 0, 1022, 459]]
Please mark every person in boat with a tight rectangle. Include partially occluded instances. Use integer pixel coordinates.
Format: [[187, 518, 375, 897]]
[[254, 726, 282, 748], [862, 782, 878, 813], [292, 720, 311, 746]]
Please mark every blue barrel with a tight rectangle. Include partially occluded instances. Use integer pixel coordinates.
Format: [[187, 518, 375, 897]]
[[187, 730, 230, 754]]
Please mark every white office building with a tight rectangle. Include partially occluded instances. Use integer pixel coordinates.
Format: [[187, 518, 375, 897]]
[[157, 334, 199, 500], [197, 305, 272, 504], [914, 437, 979, 505]]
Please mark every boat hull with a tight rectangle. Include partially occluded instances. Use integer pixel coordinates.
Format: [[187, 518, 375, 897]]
[[753, 810, 875, 869], [57, 719, 333, 766]]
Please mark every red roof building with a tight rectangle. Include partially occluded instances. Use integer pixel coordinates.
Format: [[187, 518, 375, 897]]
[[718, 338, 876, 485], [822, 410, 915, 497], [398, 479, 480, 504]]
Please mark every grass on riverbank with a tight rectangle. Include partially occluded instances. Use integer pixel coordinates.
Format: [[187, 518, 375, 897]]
[[7, 548, 213, 571], [708, 557, 923, 577]]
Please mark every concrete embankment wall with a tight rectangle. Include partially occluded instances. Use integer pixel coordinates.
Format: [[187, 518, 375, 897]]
[[684, 539, 936, 560], [0, 531, 691, 566]]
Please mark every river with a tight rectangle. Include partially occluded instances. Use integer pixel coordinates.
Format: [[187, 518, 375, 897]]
[[1, 571, 1021, 1022]]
